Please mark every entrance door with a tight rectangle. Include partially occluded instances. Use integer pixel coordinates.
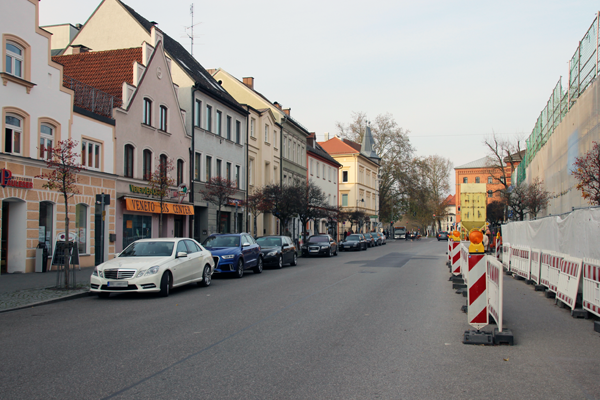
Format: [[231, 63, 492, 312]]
[[174, 215, 184, 237], [95, 202, 103, 265], [219, 211, 231, 233], [1, 202, 8, 273], [1, 199, 27, 273]]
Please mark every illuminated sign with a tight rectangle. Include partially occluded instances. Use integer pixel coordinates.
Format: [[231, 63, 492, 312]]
[[125, 198, 194, 215]]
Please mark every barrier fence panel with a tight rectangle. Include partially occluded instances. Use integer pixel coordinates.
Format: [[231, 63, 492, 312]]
[[548, 253, 565, 293], [540, 251, 552, 289], [510, 247, 519, 274], [530, 249, 541, 284], [502, 243, 511, 271], [460, 243, 470, 285], [582, 258, 600, 318], [451, 242, 461, 276], [448, 240, 452, 264], [516, 247, 531, 280], [467, 253, 488, 330], [556, 255, 584, 310], [486, 256, 504, 332]]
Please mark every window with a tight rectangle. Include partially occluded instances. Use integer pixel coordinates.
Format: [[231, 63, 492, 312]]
[[216, 110, 222, 136], [283, 137, 287, 158], [124, 144, 134, 178], [159, 105, 167, 131], [205, 156, 212, 181], [235, 165, 240, 188], [475, 177, 480, 183], [5, 114, 22, 155], [194, 99, 201, 127], [342, 170, 348, 183], [177, 159, 184, 185], [194, 152, 201, 181], [143, 98, 152, 125], [316, 162, 320, 178], [39, 124, 53, 159], [82, 140, 101, 170], [293, 143, 296, 163], [488, 177, 493, 184], [274, 130, 278, 147], [488, 190, 493, 198], [226, 116, 231, 140], [206, 105, 212, 132], [265, 124, 269, 143], [463, 177, 468, 183], [235, 120, 241, 144], [39, 201, 53, 252], [250, 118, 255, 138], [226, 162, 232, 182], [249, 159, 254, 186], [6, 42, 23, 78], [76, 204, 87, 254], [322, 164, 325, 180], [342, 194, 348, 207], [216, 159, 222, 178], [143, 149, 152, 180], [159, 154, 168, 173]]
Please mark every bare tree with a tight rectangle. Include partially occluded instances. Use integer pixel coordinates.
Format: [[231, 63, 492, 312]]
[[487, 200, 505, 225], [484, 133, 524, 193], [148, 157, 175, 237], [200, 177, 238, 233], [527, 178, 551, 218], [296, 180, 330, 243], [243, 189, 266, 238], [36, 139, 84, 288], [572, 141, 600, 205]]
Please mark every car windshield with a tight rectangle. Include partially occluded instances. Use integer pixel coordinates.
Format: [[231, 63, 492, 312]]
[[308, 236, 328, 243], [120, 241, 174, 257], [203, 236, 240, 248], [347, 235, 361, 241], [256, 237, 282, 247]]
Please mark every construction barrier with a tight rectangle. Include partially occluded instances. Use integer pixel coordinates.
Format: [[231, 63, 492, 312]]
[[548, 252, 565, 293], [515, 246, 531, 281], [509, 246, 519, 274], [486, 256, 504, 332], [530, 248, 541, 284], [467, 253, 488, 330], [556, 255, 584, 310], [460, 243, 470, 285], [447, 240, 452, 265], [502, 243, 511, 271], [582, 258, 600, 318], [540, 251, 552, 289], [451, 241, 461, 276]]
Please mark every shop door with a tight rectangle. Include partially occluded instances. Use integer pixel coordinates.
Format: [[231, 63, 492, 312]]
[[219, 212, 231, 233], [1, 202, 9, 274], [174, 215, 184, 237]]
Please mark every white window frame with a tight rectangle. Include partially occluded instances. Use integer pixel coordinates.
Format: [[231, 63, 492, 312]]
[[143, 98, 152, 126], [250, 118, 256, 138], [6, 41, 24, 78], [159, 105, 168, 131], [265, 124, 269, 143], [5, 114, 23, 155], [40, 123, 54, 160], [82, 139, 101, 170]]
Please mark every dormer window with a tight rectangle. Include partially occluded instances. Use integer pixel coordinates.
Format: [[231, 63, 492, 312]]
[[143, 98, 152, 126], [6, 42, 23, 78]]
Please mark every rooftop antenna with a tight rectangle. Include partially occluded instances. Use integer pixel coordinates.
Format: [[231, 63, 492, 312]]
[[183, 3, 201, 56]]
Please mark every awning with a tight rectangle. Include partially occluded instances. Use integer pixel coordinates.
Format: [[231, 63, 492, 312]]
[[124, 198, 194, 215]]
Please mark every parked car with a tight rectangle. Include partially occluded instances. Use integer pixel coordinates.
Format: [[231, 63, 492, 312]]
[[437, 231, 449, 241], [340, 234, 368, 251], [301, 234, 338, 257], [378, 232, 387, 245], [364, 233, 376, 247], [406, 232, 417, 240], [367, 232, 382, 246], [202, 233, 262, 278], [90, 238, 214, 298], [255, 235, 297, 268]]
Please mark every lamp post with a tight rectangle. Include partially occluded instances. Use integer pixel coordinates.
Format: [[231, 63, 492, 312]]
[[356, 198, 364, 232]]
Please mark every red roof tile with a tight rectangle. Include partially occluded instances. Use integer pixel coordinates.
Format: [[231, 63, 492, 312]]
[[53, 48, 143, 107], [319, 137, 359, 155], [445, 194, 455, 206]]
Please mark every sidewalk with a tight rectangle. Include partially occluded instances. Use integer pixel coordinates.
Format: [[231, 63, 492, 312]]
[[0, 267, 94, 312]]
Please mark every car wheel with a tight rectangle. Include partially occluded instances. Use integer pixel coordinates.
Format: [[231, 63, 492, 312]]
[[334, 247, 338, 256], [253, 256, 263, 273], [328, 248, 332, 257], [159, 272, 170, 297], [235, 259, 244, 279], [199, 265, 211, 287], [277, 255, 283, 269], [291, 252, 297, 266], [97, 292, 110, 299]]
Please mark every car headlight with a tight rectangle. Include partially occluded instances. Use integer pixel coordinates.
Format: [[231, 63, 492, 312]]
[[136, 266, 160, 277], [221, 255, 235, 260], [266, 251, 277, 257], [353, 243, 358, 247], [320, 245, 329, 248], [92, 267, 103, 278]]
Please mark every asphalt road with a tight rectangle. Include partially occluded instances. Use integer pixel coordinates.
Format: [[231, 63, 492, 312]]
[[1, 239, 599, 400]]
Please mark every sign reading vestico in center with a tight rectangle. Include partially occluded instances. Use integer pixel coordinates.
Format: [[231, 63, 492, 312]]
[[125, 198, 194, 215]]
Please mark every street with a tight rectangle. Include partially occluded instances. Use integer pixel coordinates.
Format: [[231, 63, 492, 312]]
[[1, 239, 599, 400]]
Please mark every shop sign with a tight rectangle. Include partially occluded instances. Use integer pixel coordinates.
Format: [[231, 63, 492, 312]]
[[125, 198, 194, 215], [227, 198, 243, 207], [129, 183, 189, 203], [129, 184, 162, 196], [0, 169, 33, 189]]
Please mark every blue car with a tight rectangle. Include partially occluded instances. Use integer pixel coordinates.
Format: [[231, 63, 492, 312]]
[[202, 233, 263, 278]]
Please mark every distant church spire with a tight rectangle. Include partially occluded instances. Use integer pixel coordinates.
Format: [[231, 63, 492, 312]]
[[361, 123, 381, 165]]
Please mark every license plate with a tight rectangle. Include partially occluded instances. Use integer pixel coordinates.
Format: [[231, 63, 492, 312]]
[[309, 249, 318, 253], [107, 281, 128, 287]]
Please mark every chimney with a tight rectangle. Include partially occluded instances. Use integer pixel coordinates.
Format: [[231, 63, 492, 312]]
[[207, 68, 217, 75], [324, 132, 329, 141], [308, 132, 316, 147], [273, 102, 282, 110], [243, 77, 254, 89], [71, 44, 91, 54], [283, 108, 291, 116]]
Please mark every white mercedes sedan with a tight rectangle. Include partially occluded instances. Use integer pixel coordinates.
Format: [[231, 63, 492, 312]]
[[90, 238, 215, 298]]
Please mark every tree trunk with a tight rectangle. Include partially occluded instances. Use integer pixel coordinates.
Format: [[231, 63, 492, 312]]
[[159, 197, 164, 238], [253, 214, 257, 237], [64, 199, 70, 289]]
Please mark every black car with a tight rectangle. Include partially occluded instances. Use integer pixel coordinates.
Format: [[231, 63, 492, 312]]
[[301, 235, 338, 257], [255, 236, 298, 268], [364, 233, 376, 247], [340, 234, 368, 251], [366, 232, 382, 246], [406, 232, 417, 240], [437, 231, 449, 241]]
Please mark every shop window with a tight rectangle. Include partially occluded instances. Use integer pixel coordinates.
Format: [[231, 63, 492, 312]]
[[82, 139, 101, 170], [5, 114, 22, 155], [5, 42, 24, 78], [143, 149, 152, 180], [123, 215, 152, 249], [76, 204, 87, 254], [124, 144, 134, 178], [39, 124, 53, 159]]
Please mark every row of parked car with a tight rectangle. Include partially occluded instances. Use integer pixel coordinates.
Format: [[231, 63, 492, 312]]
[[90, 231, 387, 298]]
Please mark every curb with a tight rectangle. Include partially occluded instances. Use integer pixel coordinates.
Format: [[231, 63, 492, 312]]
[[0, 290, 91, 314]]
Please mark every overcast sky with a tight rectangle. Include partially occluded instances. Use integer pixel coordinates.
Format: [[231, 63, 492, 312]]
[[39, 0, 599, 194]]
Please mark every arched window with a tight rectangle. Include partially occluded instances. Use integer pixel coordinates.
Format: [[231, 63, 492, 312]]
[[159, 105, 168, 131], [143, 149, 152, 180], [124, 144, 134, 178], [5, 114, 22, 155], [40, 124, 53, 159], [143, 98, 152, 125], [76, 204, 88, 254], [6, 42, 24, 78]]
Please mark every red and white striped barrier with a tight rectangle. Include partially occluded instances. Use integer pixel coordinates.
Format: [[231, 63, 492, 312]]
[[556, 255, 583, 310], [530, 249, 541, 284], [582, 258, 600, 318], [509, 246, 519, 274], [460, 243, 470, 285], [547, 252, 565, 293], [540, 251, 552, 289], [451, 242, 461, 275], [502, 243, 511, 271], [467, 253, 488, 330], [448, 240, 452, 265], [486, 256, 504, 332], [515, 246, 531, 280]]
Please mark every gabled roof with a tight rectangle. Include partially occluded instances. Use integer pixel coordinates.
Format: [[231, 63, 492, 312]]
[[445, 194, 456, 206], [343, 138, 361, 152], [320, 137, 360, 155], [308, 142, 342, 167], [455, 156, 495, 169], [117, 1, 246, 115], [53, 47, 143, 107]]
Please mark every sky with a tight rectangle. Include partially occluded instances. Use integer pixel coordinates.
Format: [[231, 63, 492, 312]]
[[39, 0, 600, 194]]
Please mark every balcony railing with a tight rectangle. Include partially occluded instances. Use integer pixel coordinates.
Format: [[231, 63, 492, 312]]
[[63, 75, 115, 119]]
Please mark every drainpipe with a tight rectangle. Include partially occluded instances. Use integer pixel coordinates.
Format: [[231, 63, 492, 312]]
[[245, 106, 250, 234], [190, 84, 198, 239]]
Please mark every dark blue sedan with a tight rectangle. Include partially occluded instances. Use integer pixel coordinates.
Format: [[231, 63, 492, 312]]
[[202, 233, 263, 278]]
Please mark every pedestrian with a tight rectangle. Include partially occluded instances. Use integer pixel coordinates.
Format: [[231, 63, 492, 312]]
[[482, 229, 489, 252]]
